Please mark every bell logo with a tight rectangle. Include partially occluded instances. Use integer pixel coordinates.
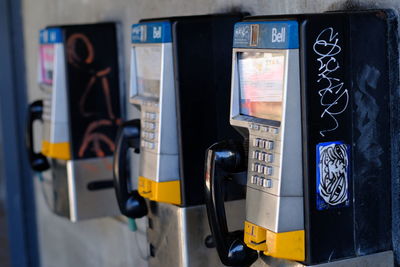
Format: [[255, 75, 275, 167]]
[[153, 26, 162, 39], [272, 27, 285, 43]]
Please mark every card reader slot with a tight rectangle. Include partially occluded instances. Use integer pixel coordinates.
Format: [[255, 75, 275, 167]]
[[87, 180, 114, 191]]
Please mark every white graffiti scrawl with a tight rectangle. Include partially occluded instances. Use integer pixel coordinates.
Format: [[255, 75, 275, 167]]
[[317, 142, 349, 210], [313, 28, 349, 137]]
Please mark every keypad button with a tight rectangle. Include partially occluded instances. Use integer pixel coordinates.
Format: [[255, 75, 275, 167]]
[[266, 141, 274, 150], [264, 166, 273, 176], [263, 179, 272, 188], [265, 153, 273, 163], [252, 163, 259, 172], [253, 151, 259, 159], [261, 152, 267, 161], [260, 139, 267, 149], [253, 138, 261, 147], [251, 175, 258, 184], [258, 164, 265, 174]]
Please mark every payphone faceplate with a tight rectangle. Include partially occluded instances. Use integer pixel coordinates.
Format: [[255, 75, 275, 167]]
[[230, 22, 304, 260], [130, 22, 181, 205]]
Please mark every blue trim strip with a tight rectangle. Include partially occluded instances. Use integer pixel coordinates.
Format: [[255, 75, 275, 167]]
[[233, 21, 299, 49], [131, 21, 172, 43], [40, 28, 62, 44]]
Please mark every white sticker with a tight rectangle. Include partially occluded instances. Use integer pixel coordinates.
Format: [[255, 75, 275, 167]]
[[316, 141, 350, 210]]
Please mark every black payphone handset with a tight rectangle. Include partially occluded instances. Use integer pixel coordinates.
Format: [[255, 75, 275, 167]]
[[113, 119, 148, 218], [205, 140, 258, 266], [205, 10, 399, 266], [27, 100, 50, 172]]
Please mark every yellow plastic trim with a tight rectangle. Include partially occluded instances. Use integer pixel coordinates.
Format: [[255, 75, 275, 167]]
[[244, 221, 305, 261], [244, 221, 267, 251], [264, 229, 305, 262], [138, 176, 181, 205], [41, 140, 71, 160]]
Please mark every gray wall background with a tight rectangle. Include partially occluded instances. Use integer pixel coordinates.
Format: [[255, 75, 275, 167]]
[[21, 0, 400, 266]]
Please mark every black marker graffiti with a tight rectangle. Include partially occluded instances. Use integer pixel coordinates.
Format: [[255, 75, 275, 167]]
[[318, 143, 348, 206], [313, 28, 349, 137]]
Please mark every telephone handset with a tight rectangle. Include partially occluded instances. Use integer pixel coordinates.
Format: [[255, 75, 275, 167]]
[[204, 139, 257, 267], [26, 100, 50, 172], [113, 119, 148, 218]]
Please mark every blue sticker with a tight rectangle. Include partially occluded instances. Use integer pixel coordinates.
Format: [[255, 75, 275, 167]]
[[233, 21, 299, 49], [131, 22, 172, 44], [40, 28, 63, 44], [316, 141, 350, 211]]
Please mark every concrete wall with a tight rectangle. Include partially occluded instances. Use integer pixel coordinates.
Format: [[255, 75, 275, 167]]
[[21, 0, 400, 266]]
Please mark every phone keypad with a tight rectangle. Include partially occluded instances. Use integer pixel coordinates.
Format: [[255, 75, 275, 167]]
[[248, 123, 281, 190], [43, 92, 52, 121], [141, 110, 158, 151]]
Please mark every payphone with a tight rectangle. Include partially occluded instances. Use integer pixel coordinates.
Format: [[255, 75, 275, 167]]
[[205, 10, 399, 266], [113, 14, 246, 266], [26, 23, 122, 222]]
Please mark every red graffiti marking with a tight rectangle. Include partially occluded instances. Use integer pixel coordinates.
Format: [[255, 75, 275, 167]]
[[66, 33, 120, 158], [78, 120, 115, 158]]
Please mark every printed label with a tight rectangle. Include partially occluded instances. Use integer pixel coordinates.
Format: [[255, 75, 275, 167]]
[[39, 28, 62, 44], [233, 21, 299, 49], [132, 25, 147, 42], [131, 22, 171, 43], [40, 44, 55, 85], [316, 141, 350, 210]]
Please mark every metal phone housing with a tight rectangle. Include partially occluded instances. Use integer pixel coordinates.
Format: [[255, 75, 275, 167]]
[[33, 24, 122, 222], [227, 10, 399, 266], [127, 15, 245, 267]]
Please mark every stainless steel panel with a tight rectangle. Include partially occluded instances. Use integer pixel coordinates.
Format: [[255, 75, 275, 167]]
[[67, 156, 120, 222], [279, 50, 302, 197], [246, 187, 303, 232], [40, 159, 70, 218], [140, 141, 180, 183], [40, 157, 119, 221], [141, 148, 160, 181], [252, 251, 393, 267], [147, 200, 245, 267]]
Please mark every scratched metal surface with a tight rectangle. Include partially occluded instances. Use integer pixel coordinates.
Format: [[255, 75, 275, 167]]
[[21, 0, 400, 267]]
